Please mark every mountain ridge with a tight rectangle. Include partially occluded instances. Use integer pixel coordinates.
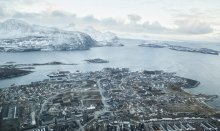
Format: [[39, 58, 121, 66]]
[[0, 19, 97, 52]]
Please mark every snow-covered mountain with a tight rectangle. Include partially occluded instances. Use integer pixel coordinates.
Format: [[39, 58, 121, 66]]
[[0, 19, 32, 35], [83, 27, 123, 47], [0, 19, 96, 52]]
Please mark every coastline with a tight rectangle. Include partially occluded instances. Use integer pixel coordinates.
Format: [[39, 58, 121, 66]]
[[183, 88, 219, 111]]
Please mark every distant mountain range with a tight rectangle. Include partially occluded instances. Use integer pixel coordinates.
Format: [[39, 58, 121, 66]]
[[0, 19, 122, 52]]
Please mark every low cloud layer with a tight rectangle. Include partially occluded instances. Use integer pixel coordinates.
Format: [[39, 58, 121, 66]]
[[175, 19, 213, 34], [127, 14, 142, 24], [0, 8, 214, 36]]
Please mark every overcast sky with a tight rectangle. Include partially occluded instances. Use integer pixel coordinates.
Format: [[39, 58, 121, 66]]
[[0, 0, 220, 41]]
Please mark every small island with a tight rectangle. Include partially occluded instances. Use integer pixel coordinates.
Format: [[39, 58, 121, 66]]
[[0, 61, 77, 80], [0, 67, 33, 80], [2, 61, 77, 67], [85, 58, 109, 63], [31, 61, 77, 66], [139, 43, 219, 55], [169, 45, 219, 55], [139, 43, 166, 48]]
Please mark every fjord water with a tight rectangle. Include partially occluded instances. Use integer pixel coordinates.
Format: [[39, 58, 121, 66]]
[[0, 39, 220, 109]]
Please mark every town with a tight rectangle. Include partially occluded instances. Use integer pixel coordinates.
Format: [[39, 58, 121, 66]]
[[0, 68, 220, 131]]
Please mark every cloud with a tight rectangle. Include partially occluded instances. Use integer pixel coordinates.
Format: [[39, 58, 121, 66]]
[[1, 9, 214, 37], [13, 12, 40, 19], [82, 15, 99, 23], [51, 10, 66, 17], [127, 14, 142, 24], [67, 13, 213, 35], [65, 14, 169, 34], [175, 19, 213, 34], [8, 11, 73, 27], [143, 21, 167, 31], [0, 4, 9, 18], [170, 9, 216, 35], [0, 6, 6, 17], [0, 0, 45, 4]]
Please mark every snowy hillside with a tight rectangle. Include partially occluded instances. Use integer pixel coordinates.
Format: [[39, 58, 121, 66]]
[[0, 19, 96, 52], [83, 27, 124, 47]]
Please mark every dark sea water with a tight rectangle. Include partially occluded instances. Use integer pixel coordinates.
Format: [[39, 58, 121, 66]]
[[0, 39, 220, 109]]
